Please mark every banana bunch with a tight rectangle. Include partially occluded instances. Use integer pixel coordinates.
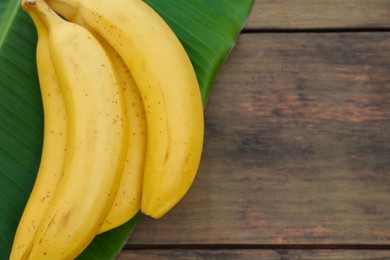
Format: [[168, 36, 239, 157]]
[[11, 0, 204, 258]]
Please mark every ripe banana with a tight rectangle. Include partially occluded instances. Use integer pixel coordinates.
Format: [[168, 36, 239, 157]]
[[98, 38, 146, 233], [9, 10, 67, 260], [48, 10, 147, 233], [21, 0, 127, 258], [47, 0, 205, 219]]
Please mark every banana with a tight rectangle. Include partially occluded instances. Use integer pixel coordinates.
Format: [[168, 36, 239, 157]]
[[47, 0, 205, 219], [21, 0, 127, 258], [98, 38, 146, 233], [45, 10, 146, 233], [10, 9, 67, 260]]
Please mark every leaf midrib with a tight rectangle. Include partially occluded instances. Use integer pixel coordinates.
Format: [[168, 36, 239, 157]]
[[0, 1, 20, 53]]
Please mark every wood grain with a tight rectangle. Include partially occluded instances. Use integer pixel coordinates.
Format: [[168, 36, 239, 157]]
[[127, 32, 390, 245], [118, 249, 390, 260], [245, 0, 390, 30]]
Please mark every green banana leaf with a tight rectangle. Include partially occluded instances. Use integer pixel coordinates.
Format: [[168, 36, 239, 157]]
[[0, 0, 254, 259]]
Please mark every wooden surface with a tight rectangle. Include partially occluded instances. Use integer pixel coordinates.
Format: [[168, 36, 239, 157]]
[[119, 250, 390, 260], [120, 1, 390, 259], [246, 0, 390, 30]]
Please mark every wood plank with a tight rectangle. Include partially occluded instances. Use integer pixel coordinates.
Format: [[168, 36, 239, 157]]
[[245, 0, 390, 30], [118, 249, 390, 260], [127, 32, 390, 246]]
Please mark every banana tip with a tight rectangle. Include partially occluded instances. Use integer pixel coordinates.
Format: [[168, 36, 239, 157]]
[[21, 0, 36, 8]]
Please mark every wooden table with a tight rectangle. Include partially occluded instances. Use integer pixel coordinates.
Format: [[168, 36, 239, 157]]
[[119, 1, 390, 259]]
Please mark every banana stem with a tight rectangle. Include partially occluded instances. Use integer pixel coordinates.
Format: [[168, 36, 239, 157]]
[[22, 0, 63, 32]]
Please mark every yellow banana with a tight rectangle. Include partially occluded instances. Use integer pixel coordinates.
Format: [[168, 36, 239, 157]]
[[43, 9, 147, 233], [10, 9, 67, 260], [48, 0, 205, 219], [98, 38, 146, 233], [21, 0, 127, 258]]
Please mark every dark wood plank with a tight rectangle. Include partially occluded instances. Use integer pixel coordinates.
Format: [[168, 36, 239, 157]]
[[245, 0, 390, 30], [127, 32, 390, 245], [118, 249, 390, 260]]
